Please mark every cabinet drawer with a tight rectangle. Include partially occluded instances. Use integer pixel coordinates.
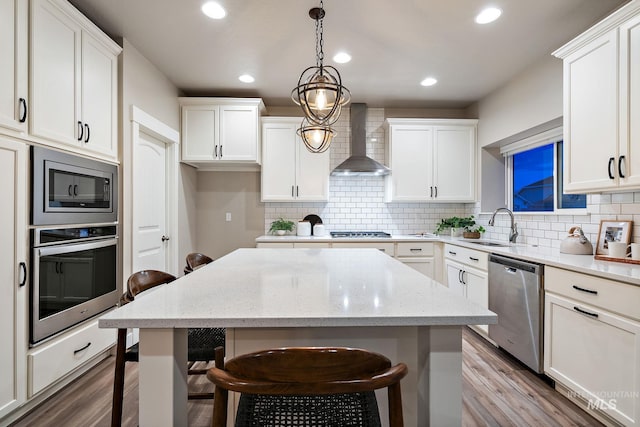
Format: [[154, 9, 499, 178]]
[[28, 320, 115, 396], [396, 242, 434, 257], [331, 242, 395, 256], [546, 266, 640, 321], [444, 244, 488, 270]]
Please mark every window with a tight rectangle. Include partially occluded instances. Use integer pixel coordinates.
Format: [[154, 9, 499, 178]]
[[503, 132, 586, 213]]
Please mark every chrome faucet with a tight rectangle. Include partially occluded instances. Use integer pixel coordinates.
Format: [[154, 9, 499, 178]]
[[488, 207, 518, 243]]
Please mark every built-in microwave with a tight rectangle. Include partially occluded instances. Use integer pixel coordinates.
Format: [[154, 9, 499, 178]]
[[31, 146, 118, 225]]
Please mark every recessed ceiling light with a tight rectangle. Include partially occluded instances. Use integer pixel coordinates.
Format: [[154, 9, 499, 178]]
[[238, 74, 255, 83], [420, 77, 438, 87], [475, 7, 502, 24], [201, 1, 226, 19], [333, 52, 352, 64]]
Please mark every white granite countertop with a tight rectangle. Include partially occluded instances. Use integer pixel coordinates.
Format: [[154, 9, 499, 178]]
[[99, 248, 496, 329], [256, 234, 640, 287]]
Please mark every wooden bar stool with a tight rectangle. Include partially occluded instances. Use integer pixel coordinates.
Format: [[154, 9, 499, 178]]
[[206, 346, 408, 427]]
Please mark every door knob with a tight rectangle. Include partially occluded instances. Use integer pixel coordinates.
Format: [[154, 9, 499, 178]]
[[161, 235, 170, 242]]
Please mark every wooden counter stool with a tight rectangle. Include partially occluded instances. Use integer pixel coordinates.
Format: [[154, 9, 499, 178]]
[[184, 252, 214, 275], [206, 346, 408, 427]]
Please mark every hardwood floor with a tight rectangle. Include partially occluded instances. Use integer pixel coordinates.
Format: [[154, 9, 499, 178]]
[[11, 327, 603, 427]]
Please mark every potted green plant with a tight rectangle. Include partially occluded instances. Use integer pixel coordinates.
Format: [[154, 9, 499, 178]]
[[435, 216, 477, 237], [463, 224, 486, 239], [269, 217, 295, 235]]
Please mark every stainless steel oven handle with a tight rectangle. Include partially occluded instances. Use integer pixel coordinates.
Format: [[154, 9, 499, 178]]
[[36, 237, 118, 257]]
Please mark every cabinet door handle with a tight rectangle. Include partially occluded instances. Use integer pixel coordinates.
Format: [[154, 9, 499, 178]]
[[219, 145, 222, 158], [608, 157, 615, 179], [84, 124, 90, 143], [73, 342, 92, 355], [469, 256, 479, 262], [73, 184, 78, 196], [618, 156, 626, 178], [461, 270, 466, 285], [161, 235, 170, 242], [215, 145, 218, 158], [19, 98, 27, 123], [430, 186, 433, 197], [572, 285, 598, 295], [19, 262, 27, 287], [574, 306, 598, 319], [291, 186, 294, 197], [68, 185, 73, 196], [448, 251, 457, 256], [296, 186, 299, 197], [77, 121, 84, 141], [434, 186, 438, 198], [410, 248, 422, 252]]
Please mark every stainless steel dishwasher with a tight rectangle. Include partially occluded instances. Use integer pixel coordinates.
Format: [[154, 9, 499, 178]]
[[488, 254, 544, 373]]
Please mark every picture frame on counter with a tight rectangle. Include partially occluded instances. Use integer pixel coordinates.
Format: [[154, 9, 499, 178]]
[[595, 220, 632, 255]]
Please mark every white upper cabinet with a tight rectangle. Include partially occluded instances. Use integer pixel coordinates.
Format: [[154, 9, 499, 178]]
[[261, 117, 330, 202], [554, 1, 640, 192], [0, 0, 28, 135], [30, 0, 120, 160], [385, 119, 477, 202], [180, 98, 265, 170]]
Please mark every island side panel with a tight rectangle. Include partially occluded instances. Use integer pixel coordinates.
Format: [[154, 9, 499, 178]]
[[139, 328, 188, 427], [419, 325, 463, 426], [232, 326, 429, 427]]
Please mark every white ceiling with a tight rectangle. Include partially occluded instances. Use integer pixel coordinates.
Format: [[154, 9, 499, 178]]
[[69, 0, 628, 109]]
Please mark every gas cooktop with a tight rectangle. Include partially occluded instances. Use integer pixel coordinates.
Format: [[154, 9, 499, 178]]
[[330, 231, 392, 238]]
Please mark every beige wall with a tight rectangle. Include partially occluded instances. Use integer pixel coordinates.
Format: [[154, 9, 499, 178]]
[[119, 39, 192, 279], [195, 172, 265, 259], [475, 55, 563, 148]]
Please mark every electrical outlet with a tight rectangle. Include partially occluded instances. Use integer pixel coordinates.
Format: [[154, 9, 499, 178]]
[[225, 212, 232, 222]]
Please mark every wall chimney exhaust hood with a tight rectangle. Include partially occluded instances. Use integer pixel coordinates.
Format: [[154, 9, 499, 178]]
[[331, 103, 390, 176]]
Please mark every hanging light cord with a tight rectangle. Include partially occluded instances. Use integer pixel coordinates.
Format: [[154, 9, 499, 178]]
[[316, 1, 324, 69]]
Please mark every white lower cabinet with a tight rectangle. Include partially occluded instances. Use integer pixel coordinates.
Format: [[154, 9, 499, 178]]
[[396, 242, 435, 279], [444, 244, 488, 334], [545, 267, 640, 426], [28, 319, 116, 397], [0, 137, 27, 418]]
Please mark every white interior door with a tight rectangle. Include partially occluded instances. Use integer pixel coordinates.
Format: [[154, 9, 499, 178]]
[[132, 129, 167, 272]]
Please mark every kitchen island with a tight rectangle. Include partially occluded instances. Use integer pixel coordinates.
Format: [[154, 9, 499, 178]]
[[99, 248, 496, 426]]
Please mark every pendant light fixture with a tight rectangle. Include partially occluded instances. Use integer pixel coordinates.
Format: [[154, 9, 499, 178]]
[[292, 0, 350, 153], [297, 118, 335, 153]]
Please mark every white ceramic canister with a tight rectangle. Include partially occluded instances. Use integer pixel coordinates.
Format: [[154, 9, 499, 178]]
[[297, 221, 311, 236], [313, 224, 326, 236]]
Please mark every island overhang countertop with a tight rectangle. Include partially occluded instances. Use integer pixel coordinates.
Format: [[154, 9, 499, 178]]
[[99, 248, 496, 329]]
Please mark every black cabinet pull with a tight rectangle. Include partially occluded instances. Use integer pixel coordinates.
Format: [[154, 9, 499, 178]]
[[574, 306, 598, 319], [296, 186, 299, 197], [434, 186, 438, 198], [73, 342, 92, 355], [469, 256, 479, 262], [291, 186, 294, 197], [410, 248, 422, 252], [572, 285, 598, 295], [214, 145, 218, 158], [608, 157, 615, 179], [458, 270, 462, 283], [68, 185, 73, 196], [19, 98, 27, 123], [619, 156, 626, 178], [430, 186, 433, 197], [73, 184, 78, 196], [84, 124, 90, 143], [19, 262, 27, 287], [461, 270, 466, 285], [77, 121, 83, 141], [448, 251, 457, 256], [220, 145, 222, 158]]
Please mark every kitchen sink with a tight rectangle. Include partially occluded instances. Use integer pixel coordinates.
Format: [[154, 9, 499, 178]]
[[466, 241, 509, 247]]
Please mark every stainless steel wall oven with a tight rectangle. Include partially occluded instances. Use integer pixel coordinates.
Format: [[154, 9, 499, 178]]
[[30, 146, 120, 344], [31, 225, 119, 344]]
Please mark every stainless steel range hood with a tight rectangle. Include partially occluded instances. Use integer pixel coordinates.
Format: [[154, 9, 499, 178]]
[[331, 103, 390, 176]]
